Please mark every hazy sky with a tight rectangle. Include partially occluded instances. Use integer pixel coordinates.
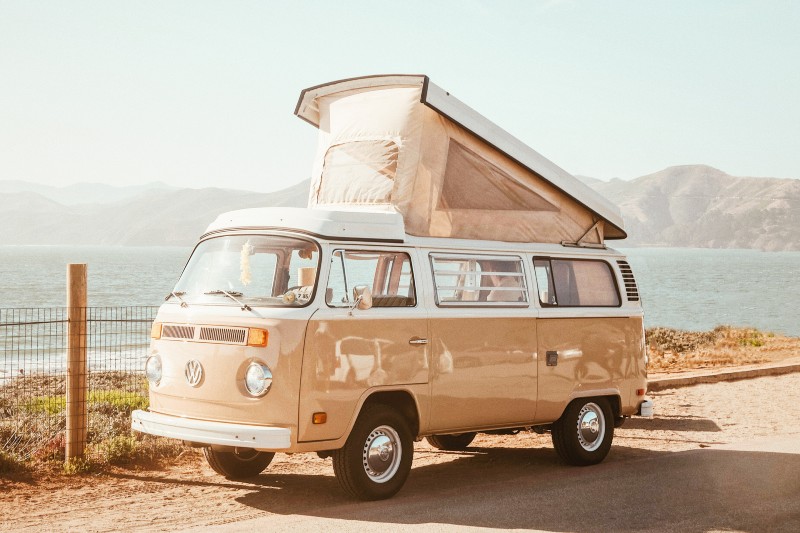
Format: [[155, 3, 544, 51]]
[[1, 1, 798, 193]]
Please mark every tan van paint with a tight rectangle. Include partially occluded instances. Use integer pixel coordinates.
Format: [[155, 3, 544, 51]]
[[132, 207, 649, 497]]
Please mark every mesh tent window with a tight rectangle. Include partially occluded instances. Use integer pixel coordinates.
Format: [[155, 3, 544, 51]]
[[317, 139, 399, 205], [439, 140, 558, 212]]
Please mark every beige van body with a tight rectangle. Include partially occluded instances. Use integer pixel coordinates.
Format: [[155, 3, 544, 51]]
[[133, 75, 651, 500], [132, 207, 650, 499]]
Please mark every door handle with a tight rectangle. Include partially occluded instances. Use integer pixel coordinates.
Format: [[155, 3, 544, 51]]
[[408, 337, 428, 345]]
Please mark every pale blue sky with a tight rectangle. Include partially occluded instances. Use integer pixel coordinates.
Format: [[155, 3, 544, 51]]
[[1, 0, 798, 192]]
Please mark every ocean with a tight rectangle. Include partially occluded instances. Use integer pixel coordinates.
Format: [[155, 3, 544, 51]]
[[622, 248, 800, 336], [0, 245, 798, 336]]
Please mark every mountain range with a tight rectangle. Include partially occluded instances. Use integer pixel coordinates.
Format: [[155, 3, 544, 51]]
[[0, 180, 309, 247], [1, 165, 797, 250], [581, 165, 800, 251]]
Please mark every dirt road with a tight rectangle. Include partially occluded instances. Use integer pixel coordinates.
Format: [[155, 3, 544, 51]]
[[3, 373, 800, 532]]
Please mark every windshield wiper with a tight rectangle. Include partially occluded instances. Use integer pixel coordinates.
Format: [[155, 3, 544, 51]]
[[204, 289, 251, 311], [165, 291, 188, 308], [204, 290, 243, 297]]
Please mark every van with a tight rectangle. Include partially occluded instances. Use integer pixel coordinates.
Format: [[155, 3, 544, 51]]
[[131, 206, 651, 500], [131, 75, 652, 500]]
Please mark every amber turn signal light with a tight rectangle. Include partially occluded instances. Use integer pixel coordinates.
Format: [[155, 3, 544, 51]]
[[636, 388, 646, 396], [312, 412, 327, 425], [150, 322, 162, 339], [247, 328, 269, 347]]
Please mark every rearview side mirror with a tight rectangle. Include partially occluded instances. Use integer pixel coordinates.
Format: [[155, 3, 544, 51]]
[[351, 285, 373, 311]]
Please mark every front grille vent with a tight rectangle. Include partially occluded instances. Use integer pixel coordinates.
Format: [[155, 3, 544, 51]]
[[617, 260, 640, 302], [199, 326, 247, 345], [162, 325, 196, 340]]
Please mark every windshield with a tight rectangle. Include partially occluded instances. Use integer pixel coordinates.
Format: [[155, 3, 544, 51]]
[[173, 235, 320, 307]]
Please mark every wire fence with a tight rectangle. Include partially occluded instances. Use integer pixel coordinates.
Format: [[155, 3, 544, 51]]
[[0, 306, 158, 461]]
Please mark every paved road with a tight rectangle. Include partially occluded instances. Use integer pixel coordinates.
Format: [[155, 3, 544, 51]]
[[187, 435, 800, 533]]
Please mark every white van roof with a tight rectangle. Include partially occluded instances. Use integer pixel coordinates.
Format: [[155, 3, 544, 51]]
[[295, 74, 626, 244], [203, 207, 625, 259], [204, 207, 406, 242]]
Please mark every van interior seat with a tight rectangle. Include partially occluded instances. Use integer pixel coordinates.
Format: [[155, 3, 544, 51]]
[[371, 295, 415, 307]]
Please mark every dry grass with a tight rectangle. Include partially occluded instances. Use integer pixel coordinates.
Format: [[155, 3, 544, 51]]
[[1, 370, 185, 469], [646, 326, 800, 373]]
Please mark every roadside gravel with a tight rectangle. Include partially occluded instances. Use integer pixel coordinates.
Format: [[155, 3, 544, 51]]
[[3, 372, 800, 532]]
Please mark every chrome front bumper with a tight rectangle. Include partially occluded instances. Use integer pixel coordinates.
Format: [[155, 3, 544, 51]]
[[131, 409, 291, 449]]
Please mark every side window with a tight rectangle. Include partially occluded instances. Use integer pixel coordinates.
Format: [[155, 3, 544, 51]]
[[431, 254, 528, 307], [327, 250, 416, 307], [533, 259, 555, 305], [533, 258, 620, 307]]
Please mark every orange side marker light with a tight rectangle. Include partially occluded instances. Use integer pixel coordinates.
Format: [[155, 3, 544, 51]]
[[247, 328, 269, 347]]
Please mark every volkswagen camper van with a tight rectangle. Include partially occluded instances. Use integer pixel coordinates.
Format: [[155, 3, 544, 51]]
[[131, 75, 652, 500]]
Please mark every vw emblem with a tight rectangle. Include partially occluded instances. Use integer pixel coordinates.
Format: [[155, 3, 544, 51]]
[[185, 359, 203, 387]]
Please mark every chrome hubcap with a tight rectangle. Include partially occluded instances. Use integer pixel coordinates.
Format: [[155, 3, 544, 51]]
[[576, 402, 605, 452], [362, 425, 401, 483]]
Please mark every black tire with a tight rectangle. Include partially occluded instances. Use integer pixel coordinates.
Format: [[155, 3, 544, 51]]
[[332, 403, 413, 500], [426, 432, 477, 451], [203, 447, 275, 479], [551, 397, 614, 466]]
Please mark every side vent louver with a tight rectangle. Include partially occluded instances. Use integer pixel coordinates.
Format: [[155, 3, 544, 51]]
[[159, 324, 248, 344], [617, 260, 640, 302], [162, 325, 196, 340], [199, 326, 247, 344]]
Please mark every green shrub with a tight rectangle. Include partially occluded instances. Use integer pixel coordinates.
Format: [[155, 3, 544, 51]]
[[0, 449, 24, 474], [23, 396, 66, 416], [88, 410, 132, 444], [738, 329, 764, 347], [62, 456, 92, 475], [714, 326, 767, 348], [89, 390, 148, 413], [92, 435, 138, 465], [22, 391, 147, 416]]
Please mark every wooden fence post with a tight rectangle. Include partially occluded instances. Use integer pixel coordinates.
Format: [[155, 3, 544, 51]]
[[66, 263, 88, 461]]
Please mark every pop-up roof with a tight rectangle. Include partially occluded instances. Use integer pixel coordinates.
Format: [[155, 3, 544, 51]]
[[295, 74, 626, 245]]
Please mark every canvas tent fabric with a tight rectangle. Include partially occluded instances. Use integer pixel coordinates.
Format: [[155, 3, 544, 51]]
[[295, 75, 626, 244]]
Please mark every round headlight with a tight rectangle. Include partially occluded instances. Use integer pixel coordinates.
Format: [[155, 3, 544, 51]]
[[244, 362, 272, 397], [145, 355, 162, 386]]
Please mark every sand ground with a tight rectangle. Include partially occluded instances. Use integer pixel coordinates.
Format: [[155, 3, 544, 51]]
[[2, 371, 800, 532]]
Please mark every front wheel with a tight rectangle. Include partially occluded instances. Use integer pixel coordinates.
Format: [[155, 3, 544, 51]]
[[551, 397, 614, 466], [332, 404, 413, 500], [203, 447, 275, 479]]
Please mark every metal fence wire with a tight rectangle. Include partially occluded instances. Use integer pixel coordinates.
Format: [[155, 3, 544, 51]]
[[0, 306, 158, 461]]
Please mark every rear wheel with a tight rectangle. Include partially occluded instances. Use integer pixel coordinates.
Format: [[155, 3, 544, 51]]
[[203, 447, 274, 479], [551, 397, 613, 466], [332, 404, 413, 500], [426, 432, 477, 451]]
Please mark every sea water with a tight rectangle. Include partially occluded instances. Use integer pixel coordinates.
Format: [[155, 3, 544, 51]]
[[0, 245, 190, 308], [0, 245, 798, 336], [620, 247, 800, 336]]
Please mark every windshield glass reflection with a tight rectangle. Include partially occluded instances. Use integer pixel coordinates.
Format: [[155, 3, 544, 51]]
[[173, 235, 319, 307]]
